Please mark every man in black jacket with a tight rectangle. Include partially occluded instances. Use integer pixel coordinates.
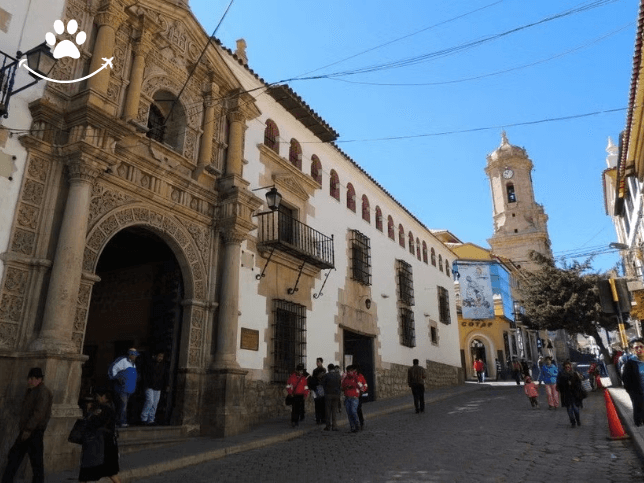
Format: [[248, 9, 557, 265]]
[[2, 367, 53, 483], [622, 337, 644, 426], [140, 352, 169, 425]]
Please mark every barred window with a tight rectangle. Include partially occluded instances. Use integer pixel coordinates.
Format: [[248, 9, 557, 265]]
[[311, 155, 322, 184], [438, 286, 451, 324], [273, 300, 307, 383], [375, 206, 383, 232], [438, 255, 443, 272], [289, 139, 302, 169], [330, 170, 340, 200], [422, 241, 428, 264], [400, 307, 415, 348], [431, 248, 436, 266], [351, 230, 371, 286], [430, 325, 438, 345], [408, 231, 415, 255], [147, 104, 166, 143], [397, 259, 415, 306], [387, 216, 395, 240], [264, 119, 279, 154]]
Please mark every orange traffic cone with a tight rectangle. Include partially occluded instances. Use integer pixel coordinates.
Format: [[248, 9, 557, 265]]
[[604, 389, 630, 440]]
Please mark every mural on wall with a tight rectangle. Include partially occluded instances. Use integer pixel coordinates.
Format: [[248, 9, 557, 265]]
[[459, 263, 494, 319]]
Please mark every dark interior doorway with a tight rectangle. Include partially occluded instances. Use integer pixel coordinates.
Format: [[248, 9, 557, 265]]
[[80, 227, 184, 425], [343, 330, 375, 402], [470, 339, 487, 377]]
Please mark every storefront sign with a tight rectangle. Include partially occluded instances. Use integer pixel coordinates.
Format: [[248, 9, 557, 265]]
[[240, 328, 259, 351]]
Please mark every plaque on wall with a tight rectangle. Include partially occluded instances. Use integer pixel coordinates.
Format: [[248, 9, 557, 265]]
[[240, 328, 259, 351]]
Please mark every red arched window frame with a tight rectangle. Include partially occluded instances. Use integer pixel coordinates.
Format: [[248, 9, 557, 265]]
[[330, 170, 340, 200], [289, 139, 302, 169], [388, 216, 395, 239], [375, 206, 383, 232], [346, 183, 356, 212], [408, 232, 415, 254], [416, 238, 421, 260], [264, 119, 279, 153], [431, 248, 436, 266], [422, 242, 428, 264], [311, 155, 322, 184], [398, 224, 405, 247], [438, 255, 443, 272], [362, 195, 370, 222]]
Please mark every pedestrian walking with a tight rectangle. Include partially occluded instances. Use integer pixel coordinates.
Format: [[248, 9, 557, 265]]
[[140, 351, 169, 425], [322, 363, 341, 431], [108, 348, 139, 427], [1, 367, 53, 483], [511, 358, 522, 385], [538, 356, 559, 409], [587, 361, 603, 391], [354, 364, 368, 430], [308, 359, 326, 425], [495, 359, 502, 381], [474, 358, 485, 383], [334, 365, 342, 413], [556, 360, 586, 428], [520, 359, 531, 379], [621, 337, 644, 426], [78, 387, 121, 483], [523, 376, 539, 409], [341, 365, 364, 433], [407, 359, 426, 414], [286, 363, 309, 428]]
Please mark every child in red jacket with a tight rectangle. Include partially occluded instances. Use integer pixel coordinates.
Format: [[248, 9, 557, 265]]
[[524, 376, 540, 409]]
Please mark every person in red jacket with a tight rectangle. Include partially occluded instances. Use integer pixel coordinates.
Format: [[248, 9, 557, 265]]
[[341, 365, 366, 433], [354, 364, 368, 430], [286, 363, 309, 428], [474, 358, 486, 383]]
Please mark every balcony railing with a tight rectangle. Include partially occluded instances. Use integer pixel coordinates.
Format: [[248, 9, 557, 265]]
[[256, 210, 334, 270]]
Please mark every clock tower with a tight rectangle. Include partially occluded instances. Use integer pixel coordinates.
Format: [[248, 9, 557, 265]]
[[485, 132, 552, 270]]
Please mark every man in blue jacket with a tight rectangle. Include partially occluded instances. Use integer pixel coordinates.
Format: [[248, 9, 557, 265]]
[[109, 348, 139, 427]]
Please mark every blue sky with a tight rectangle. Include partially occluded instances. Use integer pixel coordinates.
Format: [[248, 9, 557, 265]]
[[191, 0, 637, 272]]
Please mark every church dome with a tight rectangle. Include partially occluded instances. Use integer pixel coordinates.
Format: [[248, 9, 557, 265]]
[[487, 132, 528, 162]]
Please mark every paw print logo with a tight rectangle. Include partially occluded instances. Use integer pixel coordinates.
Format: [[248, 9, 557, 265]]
[[45, 20, 86, 59]]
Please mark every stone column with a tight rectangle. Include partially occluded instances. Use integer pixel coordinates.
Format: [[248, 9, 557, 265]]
[[87, 6, 121, 95], [31, 160, 100, 352], [122, 36, 151, 121], [196, 89, 218, 170], [212, 231, 245, 369], [225, 110, 245, 177]]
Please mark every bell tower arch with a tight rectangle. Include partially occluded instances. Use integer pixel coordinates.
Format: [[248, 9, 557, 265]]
[[485, 132, 552, 270]]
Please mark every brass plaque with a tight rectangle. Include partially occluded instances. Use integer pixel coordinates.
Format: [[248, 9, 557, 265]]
[[240, 328, 259, 351]]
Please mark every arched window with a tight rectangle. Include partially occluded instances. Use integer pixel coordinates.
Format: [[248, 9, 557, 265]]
[[264, 119, 279, 153], [388, 216, 395, 240], [330, 170, 340, 200], [311, 155, 322, 184], [445, 259, 450, 276], [375, 206, 383, 232], [346, 183, 356, 212], [147, 90, 187, 153], [416, 238, 421, 260], [362, 195, 370, 223], [422, 242, 428, 264], [506, 183, 516, 203], [398, 224, 405, 248], [408, 232, 415, 255], [431, 248, 436, 266], [438, 255, 443, 272], [289, 138, 302, 169]]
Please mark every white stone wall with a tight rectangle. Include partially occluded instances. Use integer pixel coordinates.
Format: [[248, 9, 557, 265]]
[[0, 0, 65, 282], [225, 52, 461, 378]]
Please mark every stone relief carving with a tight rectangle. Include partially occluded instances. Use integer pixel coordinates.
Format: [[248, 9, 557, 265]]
[[4, 268, 28, 295], [18, 205, 39, 230], [28, 157, 49, 182], [88, 184, 134, 228], [0, 321, 18, 348], [0, 294, 23, 322], [22, 180, 45, 205], [11, 229, 35, 256]]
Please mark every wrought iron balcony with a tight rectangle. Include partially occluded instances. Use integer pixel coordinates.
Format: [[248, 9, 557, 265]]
[[256, 210, 334, 270]]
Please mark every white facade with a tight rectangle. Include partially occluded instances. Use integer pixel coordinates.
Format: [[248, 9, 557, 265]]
[[0, 0, 65, 282], [223, 46, 461, 383]]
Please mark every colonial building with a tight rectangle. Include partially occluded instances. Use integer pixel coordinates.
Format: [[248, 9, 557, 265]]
[[0, 0, 462, 472]]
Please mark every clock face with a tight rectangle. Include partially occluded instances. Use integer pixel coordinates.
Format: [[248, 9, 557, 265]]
[[502, 169, 514, 179]]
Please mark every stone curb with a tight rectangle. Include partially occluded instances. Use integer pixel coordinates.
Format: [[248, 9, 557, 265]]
[[607, 387, 644, 460], [116, 384, 484, 481]]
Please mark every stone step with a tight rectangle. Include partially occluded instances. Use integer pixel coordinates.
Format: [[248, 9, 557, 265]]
[[116, 425, 191, 454]]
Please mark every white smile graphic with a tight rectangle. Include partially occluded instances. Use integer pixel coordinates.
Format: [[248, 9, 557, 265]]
[[19, 57, 113, 84]]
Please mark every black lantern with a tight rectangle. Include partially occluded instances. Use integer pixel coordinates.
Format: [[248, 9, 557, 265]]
[[24, 43, 56, 80], [265, 186, 282, 211]]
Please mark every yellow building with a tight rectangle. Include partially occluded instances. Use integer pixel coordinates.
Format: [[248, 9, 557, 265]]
[[451, 242, 546, 381]]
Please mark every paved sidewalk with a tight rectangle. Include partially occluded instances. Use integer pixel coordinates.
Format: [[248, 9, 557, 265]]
[[43, 382, 484, 482]]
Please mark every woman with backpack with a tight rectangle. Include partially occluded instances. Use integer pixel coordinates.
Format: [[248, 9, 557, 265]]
[[286, 364, 309, 428]]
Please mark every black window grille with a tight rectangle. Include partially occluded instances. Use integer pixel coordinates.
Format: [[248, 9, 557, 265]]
[[147, 104, 166, 143], [430, 326, 438, 345], [272, 300, 307, 384], [507, 183, 516, 203], [438, 286, 451, 324], [397, 259, 414, 306], [400, 307, 415, 347], [351, 230, 371, 286]]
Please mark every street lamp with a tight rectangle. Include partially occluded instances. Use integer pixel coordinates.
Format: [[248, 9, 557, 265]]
[[0, 42, 56, 118], [609, 242, 629, 250], [252, 185, 282, 211]]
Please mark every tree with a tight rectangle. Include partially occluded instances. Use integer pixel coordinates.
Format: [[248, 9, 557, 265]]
[[519, 251, 619, 363]]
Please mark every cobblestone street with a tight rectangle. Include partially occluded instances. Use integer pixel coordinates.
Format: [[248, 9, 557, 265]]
[[137, 386, 644, 483]]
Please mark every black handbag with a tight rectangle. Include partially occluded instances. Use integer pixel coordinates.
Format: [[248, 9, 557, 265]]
[[68, 418, 88, 445]]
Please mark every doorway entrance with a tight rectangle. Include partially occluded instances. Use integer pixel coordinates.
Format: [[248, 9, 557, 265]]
[[343, 330, 375, 402], [470, 339, 487, 379], [81, 227, 184, 425]]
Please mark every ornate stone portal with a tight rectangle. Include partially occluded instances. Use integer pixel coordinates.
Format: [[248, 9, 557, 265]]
[[0, 0, 262, 471]]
